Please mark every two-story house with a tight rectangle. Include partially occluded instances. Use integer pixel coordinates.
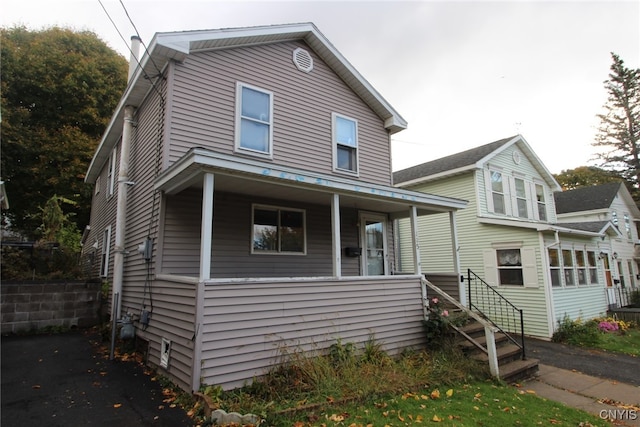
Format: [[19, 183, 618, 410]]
[[394, 135, 618, 339], [80, 24, 468, 392], [554, 182, 640, 306]]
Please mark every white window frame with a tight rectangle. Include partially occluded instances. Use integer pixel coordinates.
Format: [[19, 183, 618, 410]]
[[359, 211, 389, 276], [513, 177, 529, 219], [332, 113, 359, 175], [107, 148, 117, 197], [587, 251, 599, 285], [624, 213, 631, 239], [534, 183, 547, 221], [95, 176, 101, 195], [235, 82, 274, 158], [486, 169, 509, 215], [251, 204, 306, 255], [611, 210, 618, 229], [562, 249, 575, 286], [548, 248, 562, 287], [100, 225, 112, 278], [575, 250, 587, 286]]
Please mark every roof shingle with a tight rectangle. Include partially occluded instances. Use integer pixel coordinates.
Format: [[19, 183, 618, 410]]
[[553, 182, 623, 214]]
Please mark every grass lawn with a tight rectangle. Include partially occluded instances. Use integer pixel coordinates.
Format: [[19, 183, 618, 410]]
[[553, 315, 639, 357], [268, 381, 605, 426], [597, 327, 640, 356]]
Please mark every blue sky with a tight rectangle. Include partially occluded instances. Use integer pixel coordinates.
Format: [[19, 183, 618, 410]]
[[2, 0, 639, 173]]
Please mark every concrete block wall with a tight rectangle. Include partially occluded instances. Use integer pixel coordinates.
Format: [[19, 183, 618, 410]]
[[1, 281, 102, 334]]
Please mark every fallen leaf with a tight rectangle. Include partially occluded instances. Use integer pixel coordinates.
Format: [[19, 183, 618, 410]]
[[446, 389, 454, 397], [431, 389, 441, 399], [432, 415, 442, 422], [113, 403, 122, 408], [32, 385, 41, 389]]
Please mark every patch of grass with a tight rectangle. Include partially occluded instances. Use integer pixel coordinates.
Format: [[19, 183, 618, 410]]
[[553, 314, 639, 357], [274, 381, 605, 426]]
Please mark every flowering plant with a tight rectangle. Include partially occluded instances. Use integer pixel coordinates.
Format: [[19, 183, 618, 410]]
[[594, 316, 634, 334], [423, 297, 451, 342]]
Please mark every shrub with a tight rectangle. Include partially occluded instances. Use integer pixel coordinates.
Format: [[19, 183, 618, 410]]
[[552, 315, 601, 347]]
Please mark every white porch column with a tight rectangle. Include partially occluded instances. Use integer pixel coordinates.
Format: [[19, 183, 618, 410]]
[[449, 211, 465, 306], [410, 206, 421, 275], [193, 173, 213, 391], [331, 194, 342, 278], [199, 173, 214, 280]]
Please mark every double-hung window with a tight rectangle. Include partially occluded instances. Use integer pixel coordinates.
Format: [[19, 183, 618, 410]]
[[332, 113, 358, 174], [107, 148, 117, 197], [535, 183, 547, 221], [587, 251, 599, 284], [496, 249, 523, 285], [235, 83, 273, 156], [514, 178, 528, 218], [548, 248, 561, 287], [490, 171, 506, 214], [562, 249, 575, 286], [576, 250, 587, 285], [252, 205, 305, 254], [624, 213, 632, 239]]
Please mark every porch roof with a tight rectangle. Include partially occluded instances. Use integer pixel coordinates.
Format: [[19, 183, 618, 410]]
[[154, 148, 468, 218]]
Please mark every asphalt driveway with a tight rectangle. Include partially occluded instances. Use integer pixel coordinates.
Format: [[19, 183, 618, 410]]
[[1, 329, 193, 426], [525, 337, 639, 386]]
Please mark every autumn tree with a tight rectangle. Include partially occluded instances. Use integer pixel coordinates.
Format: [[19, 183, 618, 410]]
[[592, 53, 640, 196], [0, 26, 128, 239], [554, 166, 624, 190]]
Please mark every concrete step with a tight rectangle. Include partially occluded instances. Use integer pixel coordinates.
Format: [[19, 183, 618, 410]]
[[498, 358, 540, 383]]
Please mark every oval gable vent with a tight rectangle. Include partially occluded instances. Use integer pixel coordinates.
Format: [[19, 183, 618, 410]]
[[292, 47, 313, 73]]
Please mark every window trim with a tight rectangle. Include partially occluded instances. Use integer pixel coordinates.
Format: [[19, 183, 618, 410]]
[[332, 112, 359, 176], [513, 177, 529, 219], [251, 204, 306, 255], [623, 212, 632, 239], [534, 182, 547, 221], [100, 225, 112, 278], [107, 148, 117, 198], [486, 168, 510, 215], [234, 82, 274, 158]]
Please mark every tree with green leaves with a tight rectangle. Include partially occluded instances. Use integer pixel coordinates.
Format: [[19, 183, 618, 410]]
[[0, 26, 128, 239], [553, 166, 624, 191], [592, 53, 640, 197]]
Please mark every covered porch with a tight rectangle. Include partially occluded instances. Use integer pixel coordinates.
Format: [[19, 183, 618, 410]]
[[152, 148, 468, 390]]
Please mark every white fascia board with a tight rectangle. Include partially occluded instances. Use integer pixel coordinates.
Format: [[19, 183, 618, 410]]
[[535, 223, 603, 238], [478, 215, 550, 231], [394, 165, 476, 188], [156, 149, 467, 211]]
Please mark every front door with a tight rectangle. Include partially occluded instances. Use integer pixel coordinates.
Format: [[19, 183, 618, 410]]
[[360, 212, 388, 276]]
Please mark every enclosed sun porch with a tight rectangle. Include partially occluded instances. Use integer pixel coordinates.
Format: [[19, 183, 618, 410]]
[[145, 148, 467, 391]]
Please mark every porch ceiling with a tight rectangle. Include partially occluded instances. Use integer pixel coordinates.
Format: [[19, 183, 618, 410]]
[[155, 148, 468, 218]]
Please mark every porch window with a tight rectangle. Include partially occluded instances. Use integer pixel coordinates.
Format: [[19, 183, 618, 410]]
[[235, 83, 273, 156], [562, 249, 575, 286], [514, 178, 528, 218], [535, 183, 547, 221], [587, 251, 598, 284], [100, 226, 111, 278], [252, 205, 305, 254], [332, 113, 358, 174], [496, 249, 523, 286], [548, 248, 561, 287], [575, 250, 587, 285], [490, 171, 506, 215], [627, 260, 635, 287]]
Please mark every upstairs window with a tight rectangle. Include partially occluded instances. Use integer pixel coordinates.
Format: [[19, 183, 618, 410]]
[[535, 183, 547, 221], [490, 171, 506, 214], [611, 210, 618, 228], [252, 205, 305, 254], [107, 148, 117, 197], [333, 113, 358, 174], [514, 178, 528, 218], [624, 213, 632, 239], [235, 83, 273, 156]]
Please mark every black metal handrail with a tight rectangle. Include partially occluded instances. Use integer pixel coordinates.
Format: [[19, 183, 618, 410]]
[[467, 269, 525, 359]]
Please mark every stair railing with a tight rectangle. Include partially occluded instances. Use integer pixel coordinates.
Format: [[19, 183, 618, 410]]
[[422, 277, 501, 377], [466, 269, 526, 360]]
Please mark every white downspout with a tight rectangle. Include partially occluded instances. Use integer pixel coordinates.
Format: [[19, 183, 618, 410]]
[[111, 105, 135, 320], [111, 37, 141, 320]]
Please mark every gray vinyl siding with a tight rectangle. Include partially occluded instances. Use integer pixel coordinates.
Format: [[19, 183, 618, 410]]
[[168, 41, 392, 186], [160, 190, 379, 278], [199, 276, 426, 390], [136, 277, 196, 391]]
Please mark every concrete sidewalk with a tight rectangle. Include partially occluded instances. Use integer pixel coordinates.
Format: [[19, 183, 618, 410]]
[[522, 364, 640, 426]]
